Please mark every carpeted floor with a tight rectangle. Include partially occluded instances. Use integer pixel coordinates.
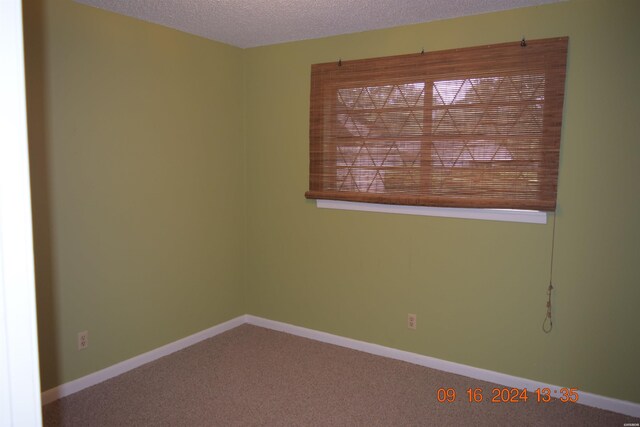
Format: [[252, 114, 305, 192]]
[[43, 324, 638, 426]]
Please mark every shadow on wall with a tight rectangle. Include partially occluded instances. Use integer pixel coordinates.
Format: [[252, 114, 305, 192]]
[[23, 0, 60, 391]]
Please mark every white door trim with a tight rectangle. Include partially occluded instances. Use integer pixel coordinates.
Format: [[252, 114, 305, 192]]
[[0, 0, 43, 425]]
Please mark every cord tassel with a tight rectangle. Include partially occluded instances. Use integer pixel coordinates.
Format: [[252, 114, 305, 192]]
[[542, 282, 553, 333]]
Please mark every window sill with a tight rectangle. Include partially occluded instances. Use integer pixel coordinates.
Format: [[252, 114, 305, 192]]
[[316, 200, 547, 224]]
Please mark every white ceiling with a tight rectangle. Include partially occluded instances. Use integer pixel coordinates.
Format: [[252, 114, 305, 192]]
[[75, 0, 563, 49]]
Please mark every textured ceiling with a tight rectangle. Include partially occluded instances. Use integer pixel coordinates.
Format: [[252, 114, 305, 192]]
[[75, 0, 563, 48]]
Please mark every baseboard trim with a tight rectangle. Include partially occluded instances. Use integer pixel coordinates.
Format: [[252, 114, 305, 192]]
[[40, 315, 246, 405], [41, 314, 640, 418], [245, 315, 640, 418]]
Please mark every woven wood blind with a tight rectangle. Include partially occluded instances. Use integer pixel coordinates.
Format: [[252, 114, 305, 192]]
[[306, 37, 568, 211]]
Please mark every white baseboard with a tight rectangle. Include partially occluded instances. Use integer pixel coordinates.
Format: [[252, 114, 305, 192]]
[[40, 315, 246, 405], [42, 314, 640, 418], [245, 315, 640, 418]]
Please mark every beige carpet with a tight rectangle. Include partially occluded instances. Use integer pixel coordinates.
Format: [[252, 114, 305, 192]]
[[43, 324, 638, 426]]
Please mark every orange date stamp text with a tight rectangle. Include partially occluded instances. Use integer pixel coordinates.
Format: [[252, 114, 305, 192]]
[[436, 387, 579, 403]]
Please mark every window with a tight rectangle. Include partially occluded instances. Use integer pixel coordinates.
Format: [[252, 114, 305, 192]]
[[306, 37, 568, 212]]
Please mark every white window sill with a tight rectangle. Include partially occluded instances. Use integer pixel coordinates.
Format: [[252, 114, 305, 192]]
[[316, 200, 547, 224]]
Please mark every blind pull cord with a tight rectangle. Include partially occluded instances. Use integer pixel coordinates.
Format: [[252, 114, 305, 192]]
[[543, 282, 554, 333], [543, 213, 557, 333]]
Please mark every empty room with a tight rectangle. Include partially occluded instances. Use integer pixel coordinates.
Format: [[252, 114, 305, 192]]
[[3, 0, 639, 425]]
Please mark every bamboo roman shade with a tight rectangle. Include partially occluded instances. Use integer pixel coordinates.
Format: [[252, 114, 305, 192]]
[[306, 37, 568, 211]]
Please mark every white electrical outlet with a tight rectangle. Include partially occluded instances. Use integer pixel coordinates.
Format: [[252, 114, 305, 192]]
[[78, 331, 89, 350], [408, 313, 417, 330]]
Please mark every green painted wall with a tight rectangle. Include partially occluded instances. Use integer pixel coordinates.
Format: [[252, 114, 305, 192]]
[[23, 0, 246, 390], [23, 0, 640, 405], [244, 0, 640, 404]]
